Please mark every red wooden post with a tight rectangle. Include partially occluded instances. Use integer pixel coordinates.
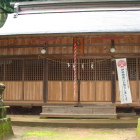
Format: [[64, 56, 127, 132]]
[[73, 43, 77, 100]]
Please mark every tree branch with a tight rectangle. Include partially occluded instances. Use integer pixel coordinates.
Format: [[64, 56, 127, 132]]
[[0, 6, 13, 13]]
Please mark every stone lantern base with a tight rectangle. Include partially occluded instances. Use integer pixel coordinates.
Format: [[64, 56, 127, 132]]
[[0, 106, 13, 139]]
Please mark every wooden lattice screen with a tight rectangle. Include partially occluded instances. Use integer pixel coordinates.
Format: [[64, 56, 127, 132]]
[[0, 58, 139, 82], [79, 59, 96, 80], [48, 60, 62, 81], [0, 59, 43, 81], [0, 60, 4, 81], [5, 60, 23, 81], [127, 58, 137, 80], [48, 59, 111, 81], [24, 59, 43, 81], [62, 59, 74, 81], [95, 59, 111, 81], [116, 58, 138, 81], [48, 59, 74, 81]]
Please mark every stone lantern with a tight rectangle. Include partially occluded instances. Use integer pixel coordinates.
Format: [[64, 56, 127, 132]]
[[0, 83, 13, 139], [0, 83, 6, 106]]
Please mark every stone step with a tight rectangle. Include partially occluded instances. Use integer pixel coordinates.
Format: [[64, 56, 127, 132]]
[[41, 105, 117, 119]]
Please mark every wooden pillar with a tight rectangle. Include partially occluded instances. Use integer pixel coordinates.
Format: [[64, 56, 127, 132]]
[[136, 58, 139, 101], [43, 58, 48, 103], [77, 59, 81, 106], [111, 59, 116, 103], [22, 60, 25, 101]]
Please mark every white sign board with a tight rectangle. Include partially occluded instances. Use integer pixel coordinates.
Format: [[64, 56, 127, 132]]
[[116, 58, 132, 104]]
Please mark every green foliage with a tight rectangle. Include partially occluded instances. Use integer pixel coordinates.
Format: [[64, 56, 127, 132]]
[[25, 130, 60, 136], [0, 118, 13, 139], [50, 136, 106, 140], [0, 0, 14, 13], [0, 0, 36, 27], [0, 0, 13, 27], [91, 130, 117, 134], [137, 118, 140, 137]]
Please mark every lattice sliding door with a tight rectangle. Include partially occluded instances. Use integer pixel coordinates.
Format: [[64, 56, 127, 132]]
[[3, 60, 23, 100], [80, 59, 96, 101], [80, 59, 112, 102], [47, 59, 77, 101], [24, 59, 43, 101], [1, 59, 44, 102], [62, 59, 77, 101], [95, 59, 112, 102], [127, 58, 137, 102], [48, 60, 63, 101], [47, 58, 112, 103]]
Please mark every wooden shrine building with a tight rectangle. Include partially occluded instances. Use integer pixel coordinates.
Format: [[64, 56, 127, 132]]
[[0, 0, 140, 118]]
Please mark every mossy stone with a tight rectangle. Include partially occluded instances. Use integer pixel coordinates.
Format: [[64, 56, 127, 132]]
[[0, 118, 13, 139], [0, 106, 7, 118], [137, 118, 140, 137]]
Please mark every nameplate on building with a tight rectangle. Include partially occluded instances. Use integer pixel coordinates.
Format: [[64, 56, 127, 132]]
[[73, 37, 84, 54]]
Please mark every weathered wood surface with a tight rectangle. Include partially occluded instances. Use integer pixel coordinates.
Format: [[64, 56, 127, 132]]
[[0, 35, 140, 56], [2, 81, 22, 100], [2, 81, 43, 101], [0, 35, 140, 107], [48, 81, 111, 102], [24, 81, 43, 101], [41, 105, 117, 118]]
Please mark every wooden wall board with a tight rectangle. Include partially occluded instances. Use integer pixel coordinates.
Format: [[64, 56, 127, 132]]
[[130, 81, 137, 102], [3, 101, 44, 106], [116, 81, 120, 102], [48, 81, 63, 101], [3, 81, 22, 101], [0, 35, 140, 56], [2, 81, 43, 101], [47, 81, 111, 102], [63, 81, 78, 101], [24, 81, 43, 101], [80, 81, 96, 101], [95, 81, 111, 101]]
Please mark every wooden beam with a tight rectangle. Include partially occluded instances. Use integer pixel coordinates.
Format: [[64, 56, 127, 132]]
[[22, 60, 25, 101], [136, 58, 139, 101], [0, 53, 140, 60], [0, 44, 44, 49], [0, 55, 40, 59], [1, 42, 140, 49], [1, 33, 140, 40]]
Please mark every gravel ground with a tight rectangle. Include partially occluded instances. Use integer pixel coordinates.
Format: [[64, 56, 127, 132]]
[[9, 126, 140, 140]]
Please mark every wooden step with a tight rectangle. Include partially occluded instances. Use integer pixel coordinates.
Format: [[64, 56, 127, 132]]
[[40, 105, 117, 119]]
